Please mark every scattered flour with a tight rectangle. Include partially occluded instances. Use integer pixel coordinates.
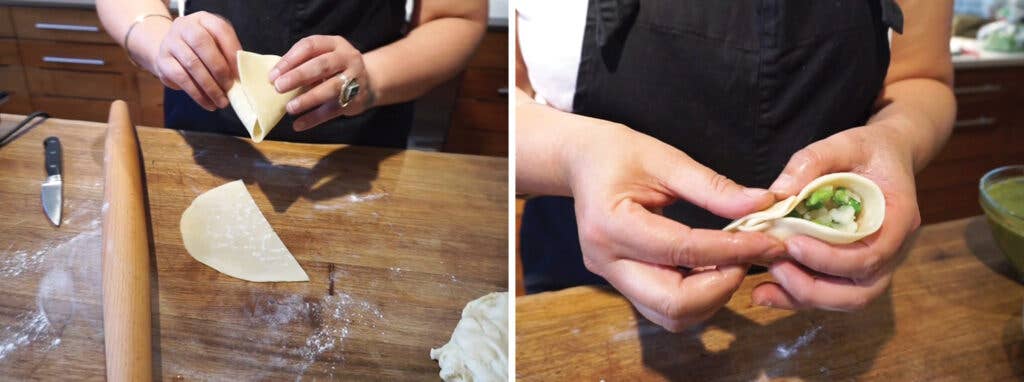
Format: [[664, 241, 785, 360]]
[[0, 227, 99, 363], [775, 325, 822, 359]]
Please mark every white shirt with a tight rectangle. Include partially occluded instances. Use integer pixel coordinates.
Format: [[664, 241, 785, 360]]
[[516, 0, 588, 112]]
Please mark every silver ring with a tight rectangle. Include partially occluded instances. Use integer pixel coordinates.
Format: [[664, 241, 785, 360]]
[[337, 73, 360, 108]]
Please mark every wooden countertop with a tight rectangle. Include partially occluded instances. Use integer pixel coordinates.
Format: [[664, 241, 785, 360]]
[[0, 114, 507, 380], [517, 216, 1024, 380]]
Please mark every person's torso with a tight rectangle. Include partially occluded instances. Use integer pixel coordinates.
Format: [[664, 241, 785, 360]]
[[518, 0, 903, 292], [164, 0, 414, 147]]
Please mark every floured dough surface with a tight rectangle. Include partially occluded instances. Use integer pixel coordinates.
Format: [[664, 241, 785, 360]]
[[227, 51, 300, 143], [180, 179, 308, 282], [431, 292, 508, 382]]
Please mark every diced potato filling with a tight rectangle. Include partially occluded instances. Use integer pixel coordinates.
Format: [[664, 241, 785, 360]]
[[785, 186, 863, 232]]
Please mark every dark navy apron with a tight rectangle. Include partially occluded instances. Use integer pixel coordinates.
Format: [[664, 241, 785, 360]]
[[165, 0, 414, 147], [520, 0, 904, 293]]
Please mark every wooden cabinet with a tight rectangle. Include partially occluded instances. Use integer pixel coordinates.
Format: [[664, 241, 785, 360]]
[[0, 5, 164, 126], [444, 30, 509, 157], [916, 66, 1024, 223]]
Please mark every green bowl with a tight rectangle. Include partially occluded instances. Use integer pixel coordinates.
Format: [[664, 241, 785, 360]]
[[979, 165, 1024, 277]]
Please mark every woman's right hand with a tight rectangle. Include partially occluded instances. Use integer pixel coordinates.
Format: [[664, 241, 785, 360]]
[[562, 118, 786, 332], [150, 11, 241, 111]]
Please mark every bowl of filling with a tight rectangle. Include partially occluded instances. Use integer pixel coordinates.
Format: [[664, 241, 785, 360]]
[[979, 165, 1024, 277]]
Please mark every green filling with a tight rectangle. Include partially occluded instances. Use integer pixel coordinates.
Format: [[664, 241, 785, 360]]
[[804, 186, 834, 209]]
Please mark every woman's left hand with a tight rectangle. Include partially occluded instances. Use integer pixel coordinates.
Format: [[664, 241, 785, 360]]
[[751, 123, 922, 311], [269, 35, 375, 131]]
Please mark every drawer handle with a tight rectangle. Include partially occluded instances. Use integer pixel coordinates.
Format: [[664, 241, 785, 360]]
[[954, 116, 996, 129], [42, 56, 105, 66], [954, 84, 1002, 95], [34, 22, 100, 33], [497, 87, 509, 96]]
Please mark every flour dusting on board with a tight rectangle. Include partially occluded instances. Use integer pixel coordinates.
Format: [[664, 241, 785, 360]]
[[775, 325, 822, 359], [0, 227, 101, 363], [313, 192, 388, 211], [295, 293, 384, 379]]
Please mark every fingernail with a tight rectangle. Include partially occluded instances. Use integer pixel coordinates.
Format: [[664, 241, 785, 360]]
[[268, 68, 280, 81], [785, 241, 802, 258], [771, 174, 794, 193], [286, 100, 297, 114], [274, 79, 285, 93], [754, 298, 772, 307]]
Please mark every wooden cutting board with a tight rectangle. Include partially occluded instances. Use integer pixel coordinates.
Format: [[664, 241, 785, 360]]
[[517, 216, 1024, 381], [0, 114, 508, 380]]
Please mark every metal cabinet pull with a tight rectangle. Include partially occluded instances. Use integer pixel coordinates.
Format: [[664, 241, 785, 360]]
[[954, 116, 996, 129], [34, 23, 100, 33], [497, 87, 509, 96], [42, 56, 105, 66], [954, 84, 1002, 96]]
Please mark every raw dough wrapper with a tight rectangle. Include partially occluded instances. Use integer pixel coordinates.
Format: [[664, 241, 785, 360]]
[[180, 179, 308, 282], [227, 51, 300, 143], [724, 173, 885, 244]]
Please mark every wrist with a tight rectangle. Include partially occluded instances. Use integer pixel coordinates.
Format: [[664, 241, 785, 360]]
[[127, 17, 172, 74]]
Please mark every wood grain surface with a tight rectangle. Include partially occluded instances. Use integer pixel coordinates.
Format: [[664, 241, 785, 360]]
[[0, 113, 508, 380], [517, 216, 1024, 381]]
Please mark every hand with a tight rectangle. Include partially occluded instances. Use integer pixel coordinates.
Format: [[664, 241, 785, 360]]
[[752, 123, 921, 311], [152, 11, 241, 111], [567, 122, 786, 332], [269, 35, 375, 132]]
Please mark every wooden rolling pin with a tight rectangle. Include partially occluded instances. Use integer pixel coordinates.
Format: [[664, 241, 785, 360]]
[[101, 100, 153, 381]]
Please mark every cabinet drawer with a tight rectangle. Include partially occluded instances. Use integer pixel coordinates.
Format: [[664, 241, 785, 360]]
[[953, 67, 1022, 103], [0, 38, 18, 66], [459, 68, 508, 102], [931, 99, 1004, 163], [916, 156, 994, 191], [12, 7, 112, 44], [0, 7, 13, 38], [917, 183, 982, 224], [25, 67, 136, 101], [0, 65, 32, 114], [137, 71, 164, 127], [451, 98, 507, 132], [20, 40, 133, 73], [32, 96, 139, 122], [468, 31, 508, 69], [444, 126, 508, 156]]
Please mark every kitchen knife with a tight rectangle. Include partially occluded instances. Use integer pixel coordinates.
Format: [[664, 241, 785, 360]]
[[41, 136, 62, 226]]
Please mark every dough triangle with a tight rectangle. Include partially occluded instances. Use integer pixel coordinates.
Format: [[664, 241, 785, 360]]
[[180, 180, 309, 282], [227, 51, 300, 143]]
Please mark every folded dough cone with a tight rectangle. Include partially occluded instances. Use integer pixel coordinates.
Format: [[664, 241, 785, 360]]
[[227, 51, 300, 143], [180, 180, 308, 282], [723, 173, 885, 244]]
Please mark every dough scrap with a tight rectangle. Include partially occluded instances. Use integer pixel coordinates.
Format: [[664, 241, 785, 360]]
[[723, 173, 886, 244], [430, 292, 508, 382], [227, 51, 300, 143], [180, 180, 308, 282]]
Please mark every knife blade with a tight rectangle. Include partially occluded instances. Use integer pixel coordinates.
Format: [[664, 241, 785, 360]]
[[41, 136, 62, 226]]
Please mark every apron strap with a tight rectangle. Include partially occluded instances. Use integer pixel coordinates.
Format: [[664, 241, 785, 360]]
[[879, 0, 904, 34], [593, 0, 640, 49]]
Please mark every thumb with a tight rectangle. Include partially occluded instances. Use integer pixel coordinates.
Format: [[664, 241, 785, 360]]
[[657, 154, 775, 219], [770, 135, 858, 196]]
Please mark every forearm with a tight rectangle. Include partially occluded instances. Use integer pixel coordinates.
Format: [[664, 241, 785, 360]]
[[867, 78, 956, 172], [516, 88, 628, 196], [96, 0, 172, 74], [363, 17, 485, 107]]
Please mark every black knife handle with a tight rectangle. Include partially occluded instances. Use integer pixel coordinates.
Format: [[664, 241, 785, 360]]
[[44, 136, 61, 177]]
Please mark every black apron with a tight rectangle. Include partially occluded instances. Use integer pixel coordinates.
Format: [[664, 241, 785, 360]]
[[164, 0, 414, 147], [520, 0, 904, 293]]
